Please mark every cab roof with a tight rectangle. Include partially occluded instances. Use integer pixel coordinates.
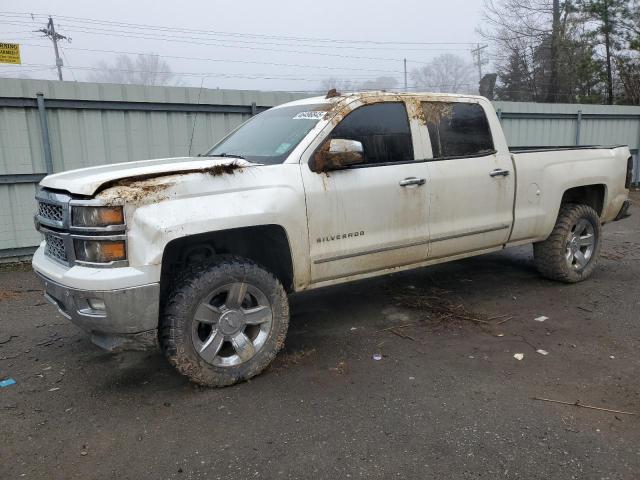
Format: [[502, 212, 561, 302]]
[[275, 90, 485, 109]]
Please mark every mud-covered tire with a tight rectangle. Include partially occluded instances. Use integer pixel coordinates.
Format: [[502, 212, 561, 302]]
[[533, 203, 602, 283], [159, 255, 289, 387]]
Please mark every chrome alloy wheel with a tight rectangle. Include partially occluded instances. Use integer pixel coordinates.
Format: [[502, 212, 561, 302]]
[[565, 218, 596, 270], [191, 282, 273, 367]]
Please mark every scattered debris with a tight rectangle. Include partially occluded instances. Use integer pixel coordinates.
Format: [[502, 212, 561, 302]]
[[329, 361, 348, 375], [372, 353, 383, 361], [387, 328, 417, 341], [513, 353, 524, 361], [275, 348, 316, 369], [533, 397, 638, 416], [48, 387, 60, 392], [350, 327, 357, 331], [534, 316, 548, 322], [609, 355, 615, 359], [496, 316, 515, 325], [0, 290, 18, 302], [379, 323, 415, 331], [390, 286, 496, 328], [0, 377, 16, 387], [536, 349, 549, 356], [576, 306, 594, 313], [495, 333, 505, 337], [409, 376, 415, 381], [325, 88, 340, 99]]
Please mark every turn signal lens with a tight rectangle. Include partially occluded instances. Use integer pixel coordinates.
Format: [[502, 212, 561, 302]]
[[72, 206, 124, 227], [74, 240, 126, 263]]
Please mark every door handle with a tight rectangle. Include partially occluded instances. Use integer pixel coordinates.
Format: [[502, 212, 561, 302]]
[[489, 168, 510, 177], [399, 177, 426, 187]]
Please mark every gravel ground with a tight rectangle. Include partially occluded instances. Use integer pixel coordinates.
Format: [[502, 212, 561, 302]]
[[1, 191, 639, 480]]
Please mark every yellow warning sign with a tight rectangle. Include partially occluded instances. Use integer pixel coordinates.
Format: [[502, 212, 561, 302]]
[[0, 43, 21, 64]]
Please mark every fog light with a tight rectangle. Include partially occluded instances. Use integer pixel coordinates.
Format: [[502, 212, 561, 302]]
[[74, 239, 126, 263], [88, 298, 106, 311]]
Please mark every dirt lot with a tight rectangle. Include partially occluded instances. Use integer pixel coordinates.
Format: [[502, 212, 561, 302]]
[[1, 191, 639, 480]]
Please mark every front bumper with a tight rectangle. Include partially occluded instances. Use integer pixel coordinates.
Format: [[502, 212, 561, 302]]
[[35, 271, 160, 351]]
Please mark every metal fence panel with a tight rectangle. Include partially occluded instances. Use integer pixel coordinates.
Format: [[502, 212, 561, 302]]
[[0, 79, 639, 259]]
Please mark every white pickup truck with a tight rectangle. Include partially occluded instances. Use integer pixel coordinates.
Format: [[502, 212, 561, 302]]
[[32, 91, 633, 386]]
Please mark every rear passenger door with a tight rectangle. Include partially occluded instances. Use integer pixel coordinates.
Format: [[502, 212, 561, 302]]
[[300, 101, 431, 284], [423, 100, 515, 259]]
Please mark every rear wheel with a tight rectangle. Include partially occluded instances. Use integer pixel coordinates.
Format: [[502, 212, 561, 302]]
[[533, 203, 601, 283], [160, 256, 289, 387]]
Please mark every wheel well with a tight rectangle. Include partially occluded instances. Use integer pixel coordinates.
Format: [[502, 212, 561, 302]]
[[561, 184, 605, 216], [160, 225, 295, 299]]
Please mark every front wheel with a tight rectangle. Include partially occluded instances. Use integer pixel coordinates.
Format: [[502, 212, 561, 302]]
[[160, 256, 289, 387], [533, 203, 602, 283]]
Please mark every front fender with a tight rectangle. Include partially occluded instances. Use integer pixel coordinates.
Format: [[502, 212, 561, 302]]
[[105, 164, 310, 287]]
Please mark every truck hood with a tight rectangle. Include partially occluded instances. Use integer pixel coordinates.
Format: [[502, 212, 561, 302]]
[[39, 156, 254, 196]]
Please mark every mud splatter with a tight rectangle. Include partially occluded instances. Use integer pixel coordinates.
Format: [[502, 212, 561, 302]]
[[96, 161, 245, 205]]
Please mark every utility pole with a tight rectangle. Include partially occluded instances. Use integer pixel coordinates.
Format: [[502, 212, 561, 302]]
[[471, 44, 487, 82], [547, 0, 561, 103], [37, 16, 68, 81], [403, 58, 408, 92]]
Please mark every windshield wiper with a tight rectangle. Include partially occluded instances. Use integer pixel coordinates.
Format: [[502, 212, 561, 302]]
[[217, 152, 246, 159]]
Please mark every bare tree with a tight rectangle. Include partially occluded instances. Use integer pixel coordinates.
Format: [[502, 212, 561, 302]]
[[410, 54, 476, 93], [86, 54, 180, 86], [479, 0, 573, 100], [358, 76, 399, 90], [319, 77, 357, 92], [319, 76, 399, 92]]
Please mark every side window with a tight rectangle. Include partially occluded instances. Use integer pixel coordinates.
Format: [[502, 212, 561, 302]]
[[422, 102, 494, 159], [331, 102, 414, 165]]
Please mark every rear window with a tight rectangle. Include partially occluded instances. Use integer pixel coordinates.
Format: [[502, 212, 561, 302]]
[[422, 102, 494, 159]]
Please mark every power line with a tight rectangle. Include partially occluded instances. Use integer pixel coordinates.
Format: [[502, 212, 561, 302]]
[[13, 63, 406, 83], [0, 20, 443, 65], [15, 42, 408, 75], [0, 11, 478, 47]]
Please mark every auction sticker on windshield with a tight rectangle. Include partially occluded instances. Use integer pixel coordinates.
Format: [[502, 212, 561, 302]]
[[293, 111, 326, 120]]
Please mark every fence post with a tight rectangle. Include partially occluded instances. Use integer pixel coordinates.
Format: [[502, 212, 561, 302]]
[[251, 101, 257, 116], [36, 92, 54, 174], [575, 109, 582, 146]]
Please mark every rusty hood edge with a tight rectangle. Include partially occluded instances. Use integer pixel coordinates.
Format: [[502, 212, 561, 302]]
[[39, 156, 254, 196]]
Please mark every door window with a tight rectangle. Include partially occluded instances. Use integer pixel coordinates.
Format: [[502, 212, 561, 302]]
[[422, 102, 494, 159], [330, 102, 414, 165]]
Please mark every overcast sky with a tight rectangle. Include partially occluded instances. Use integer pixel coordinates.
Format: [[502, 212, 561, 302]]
[[0, 0, 486, 91]]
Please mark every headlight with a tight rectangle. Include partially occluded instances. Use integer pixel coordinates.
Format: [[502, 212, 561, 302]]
[[72, 206, 124, 227], [74, 239, 126, 263]]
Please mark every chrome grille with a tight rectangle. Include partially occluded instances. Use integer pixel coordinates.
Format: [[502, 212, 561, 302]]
[[38, 201, 64, 223], [44, 233, 68, 263]]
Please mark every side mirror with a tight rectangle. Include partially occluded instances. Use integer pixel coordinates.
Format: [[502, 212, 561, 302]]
[[310, 138, 364, 172]]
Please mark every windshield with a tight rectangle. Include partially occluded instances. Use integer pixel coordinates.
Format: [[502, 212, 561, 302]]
[[206, 104, 329, 164]]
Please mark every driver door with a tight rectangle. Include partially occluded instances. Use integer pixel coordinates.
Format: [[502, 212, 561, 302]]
[[300, 101, 431, 284]]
